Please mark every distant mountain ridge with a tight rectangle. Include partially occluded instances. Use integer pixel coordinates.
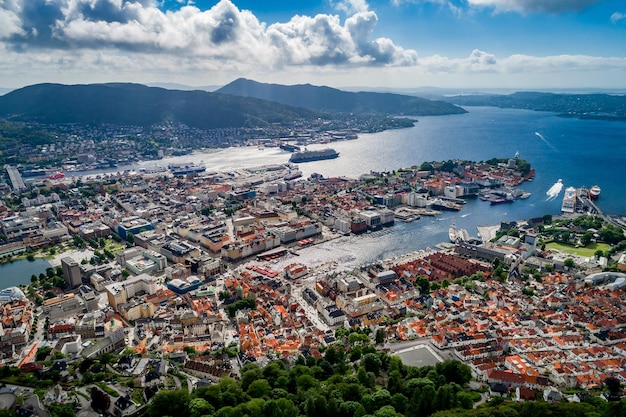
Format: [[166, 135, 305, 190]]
[[0, 82, 320, 129], [448, 92, 626, 120], [216, 78, 467, 116]]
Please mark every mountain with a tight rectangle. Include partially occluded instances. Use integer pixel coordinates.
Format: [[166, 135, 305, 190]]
[[448, 92, 626, 120], [0, 83, 321, 129], [146, 82, 221, 92], [216, 78, 467, 116]]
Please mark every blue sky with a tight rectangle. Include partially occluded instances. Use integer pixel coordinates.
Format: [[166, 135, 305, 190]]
[[1, 0, 625, 90]]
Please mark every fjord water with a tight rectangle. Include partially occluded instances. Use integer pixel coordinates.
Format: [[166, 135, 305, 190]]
[[143, 106, 626, 268]]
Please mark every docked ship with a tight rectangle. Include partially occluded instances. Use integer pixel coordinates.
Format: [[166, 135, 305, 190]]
[[430, 198, 462, 211], [489, 196, 514, 205], [289, 148, 339, 163], [168, 162, 206, 175], [449, 220, 458, 242], [588, 185, 601, 200], [279, 143, 301, 152], [561, 186, 577, 213]]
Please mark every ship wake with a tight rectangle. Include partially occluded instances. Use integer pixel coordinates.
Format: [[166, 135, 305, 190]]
[[535, 131, 557, 151], [546, 179, 564, 201]]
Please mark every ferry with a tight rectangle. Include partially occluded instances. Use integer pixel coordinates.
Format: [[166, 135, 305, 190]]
[[168, 162, 206, 175], [589, 185, 601, 200]]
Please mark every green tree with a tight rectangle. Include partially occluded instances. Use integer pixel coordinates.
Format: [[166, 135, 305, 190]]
[[391, 393, 409, 414], [362, 353, 382, 375], [433, 385, 455, 412], [416, 384, 436, 416], [247, 379, 271, 398], [263, 398, 298, 417], [372, 389, 392, 410], [188, 397, 215, 417], [149, 389, 191, 417], [564, 258, 575, 268], [415, 275, 430, 294], [581, 231, 594, 246], [375, 328, 386, 344]]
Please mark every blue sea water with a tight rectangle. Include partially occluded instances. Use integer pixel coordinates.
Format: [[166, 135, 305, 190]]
[[111, 106, 626, 268]]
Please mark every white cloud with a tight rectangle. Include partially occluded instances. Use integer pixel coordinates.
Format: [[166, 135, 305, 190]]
[[1, 0, 414, 68], [466, 0, 601, 14], [611, 12, 626, 23], [416, 50, 626, 76], [332, 0, 370, 15], [0, 4, 24, 39], [0, 0, 624, 89]]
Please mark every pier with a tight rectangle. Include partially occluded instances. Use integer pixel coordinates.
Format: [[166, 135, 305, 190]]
[[574, 189, 625, 232]]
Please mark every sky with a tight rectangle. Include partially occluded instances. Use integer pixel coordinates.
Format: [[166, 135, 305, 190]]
[[1, 0, 625, 91]]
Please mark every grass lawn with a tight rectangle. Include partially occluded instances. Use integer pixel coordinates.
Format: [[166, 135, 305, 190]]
[[545, 242, 610, 257]]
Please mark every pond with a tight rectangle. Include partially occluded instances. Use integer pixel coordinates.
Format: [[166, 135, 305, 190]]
[[0, 258, 52, 288]]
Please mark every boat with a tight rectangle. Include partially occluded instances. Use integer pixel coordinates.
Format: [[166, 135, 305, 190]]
[[490, 197, 514, 205], [589, 185, 601, 200], [279, 143, 301, 152], [289, 148, 339, 163], [284, 170, 303, 181], [169, 162, 206, 175], [561, 187, 577, 213], [430, 198, 462, 211], [140, 165, 167, 174], [448, 220, 458, 242]]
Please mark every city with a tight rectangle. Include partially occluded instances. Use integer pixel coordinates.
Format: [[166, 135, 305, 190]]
[[0, 152, 625, 416]]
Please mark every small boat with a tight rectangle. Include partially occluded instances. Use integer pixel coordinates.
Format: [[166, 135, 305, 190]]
[[589, 185, 601, 199]]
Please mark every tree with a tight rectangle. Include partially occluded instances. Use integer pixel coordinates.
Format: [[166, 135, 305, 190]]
[[564, 258, 575, 268], [188, 398, 215, 417], [375, 328, 386, 344], [415, 275, 430, 294], [263, 398, 298, 417], [305, 395, 327, 417], [90, 386, 111, 412], [296, 374, 319, 393], [416, 384, 436, 416], [391, 393, 409, 414], [599, 224, 626, 245], [240, 366, 263, 391], [433, 385, 455, 412], [372, 389, 392, 410], [362, 353, 382, 375], [149, 389, 191, 417], [374, 406, 400, 417], [435, 360, 472, 386], [581, 231, 594, 246], [247, 379, 271, 398]]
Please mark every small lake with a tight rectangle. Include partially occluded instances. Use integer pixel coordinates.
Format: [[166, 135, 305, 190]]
[[0, 258, 52, 288]]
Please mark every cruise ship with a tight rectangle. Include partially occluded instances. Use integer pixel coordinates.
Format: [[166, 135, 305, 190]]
[[289, 148, 339, 163], [561, 186, 577, 213]]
